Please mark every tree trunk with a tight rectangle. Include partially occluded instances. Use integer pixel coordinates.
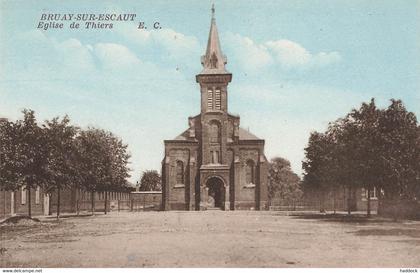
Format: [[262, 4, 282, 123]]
[[104, 191, 107, 215], [333, 189, 336, 214], [347, 186, 352, 215], [76, 189, 80, 216], [91, 191, 95, 215], [3, 190, 6, 218], [319, 190, 325, 213], [367, 187, 371, 217], [377, 188, 382, 216], [48, 193, 52, 215], [27, 184, 32, 218], [56, 187, 61, 219]]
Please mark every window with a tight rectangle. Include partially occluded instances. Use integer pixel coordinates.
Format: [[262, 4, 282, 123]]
[[209, 122, 220, 143], [211, 151, 220, 164], [245, 160, 255, 185], [21, 186, 26, 205], [207, 88, 222, 111], [215, 89, 221, 110], [35, 186, 40, 204], [176, 161, 184, 185], [363, 187, 377, 199], [207, 89, 213, 109]]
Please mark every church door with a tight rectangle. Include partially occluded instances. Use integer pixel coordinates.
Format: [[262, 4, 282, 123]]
[[206, 177, 225, 209]]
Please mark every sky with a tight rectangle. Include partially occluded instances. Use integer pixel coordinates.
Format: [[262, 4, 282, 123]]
[[0, 0, 419, 183]]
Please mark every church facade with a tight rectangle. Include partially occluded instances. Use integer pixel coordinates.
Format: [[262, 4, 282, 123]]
[[161, 9, 268, 211]]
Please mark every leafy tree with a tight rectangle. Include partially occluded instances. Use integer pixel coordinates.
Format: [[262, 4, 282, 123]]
[[4, 110, 49, 217], [44, 115, 79, 219], [302, 98, 419, 217], [76, 128, 131, 215], [302, 131, 340, 212], [139, 170, 161, 191], [268, 157, 302, 207], [0, 119, 20, 191], [347, 99, 381, 216], [376, 100, 419, 201]]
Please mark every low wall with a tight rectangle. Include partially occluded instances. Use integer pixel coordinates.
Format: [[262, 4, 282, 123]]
[[130, 191, 162, 211], [378, 199, 420, 219]]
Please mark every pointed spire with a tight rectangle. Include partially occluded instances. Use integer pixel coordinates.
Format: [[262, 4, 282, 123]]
[[200, 4, 229, 74]]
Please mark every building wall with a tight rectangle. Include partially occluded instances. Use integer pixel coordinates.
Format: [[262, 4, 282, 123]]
[[0, 187, 45, 219], [162, 141, 198, 211], [162, 137, 268, 211], [49, 189, 132, 214], [0, 190, 13, 219], [131, 192, 162, 211], [300, 187, 379, 212]]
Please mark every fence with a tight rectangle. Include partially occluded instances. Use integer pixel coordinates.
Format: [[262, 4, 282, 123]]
[[269, 198, 348, 212]]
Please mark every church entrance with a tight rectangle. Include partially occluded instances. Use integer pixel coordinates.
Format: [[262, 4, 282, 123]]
[[206, 177, 225, 209]]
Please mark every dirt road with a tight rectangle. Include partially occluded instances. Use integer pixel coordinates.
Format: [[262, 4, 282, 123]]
[[1, 211, 419, 267]]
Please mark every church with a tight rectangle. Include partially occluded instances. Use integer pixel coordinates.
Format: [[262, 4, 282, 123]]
[[161, 7, 268, 211]]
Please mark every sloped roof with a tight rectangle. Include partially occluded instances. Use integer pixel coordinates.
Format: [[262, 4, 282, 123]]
[[238, 127, 262, 140], [174, 129, 191, 141], [171, 127, 262, 141]]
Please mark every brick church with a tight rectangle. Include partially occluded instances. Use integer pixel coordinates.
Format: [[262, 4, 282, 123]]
[[161, 7, 268, 211]]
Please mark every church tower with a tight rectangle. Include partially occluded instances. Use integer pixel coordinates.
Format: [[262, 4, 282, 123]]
[[162, 5, 268, 211], [196, 5, 232, 166]]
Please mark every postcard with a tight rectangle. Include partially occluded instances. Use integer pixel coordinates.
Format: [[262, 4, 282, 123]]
[[0, 0, 419, 271]]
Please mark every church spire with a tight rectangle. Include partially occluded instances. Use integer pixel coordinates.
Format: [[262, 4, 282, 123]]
[[200, 4, 229, 74]]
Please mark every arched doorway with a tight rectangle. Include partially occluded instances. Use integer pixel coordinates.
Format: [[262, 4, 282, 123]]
[[206, 177, 225, 209]]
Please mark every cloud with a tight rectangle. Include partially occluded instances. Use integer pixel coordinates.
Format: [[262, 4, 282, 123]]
[[230, 82, 369, 176], [265, 40, 341, 68], [117, 25, 201, 62], [94, 42, 142, 70], [223, 33, 341, 72], [224, 32, 273, 71], [0, 29, 198, 183]]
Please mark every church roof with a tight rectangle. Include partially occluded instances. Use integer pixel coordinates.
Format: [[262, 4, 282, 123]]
[[238, 127, 262, 140], [199, 5, 230, 75], [173, 129, 192, 141], [171, 127, 262, 141]]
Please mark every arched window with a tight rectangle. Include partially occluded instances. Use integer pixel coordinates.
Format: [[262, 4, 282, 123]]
[[176, 161, 184, 185], [209, 121, 220, 143], [246, 160, 255, 185]]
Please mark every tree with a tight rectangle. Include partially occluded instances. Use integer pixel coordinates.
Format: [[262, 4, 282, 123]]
[[302, 98, 419, 217], [44, 115, 79, 219], [347, 99, 382, 216], [76, 128, 131, 215], [3, 110, 49, 217], [0, 119, 20, 191], [376, 100, 419, 201], [268, 157, 302, 208], [302, 131, 340, 212], [139, 170, 161, 191]]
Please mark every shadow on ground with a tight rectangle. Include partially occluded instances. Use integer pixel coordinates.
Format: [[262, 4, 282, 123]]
[[44, 214, 94, 219], [353, 228, 420, 238], [289, 213, 395, 224]]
